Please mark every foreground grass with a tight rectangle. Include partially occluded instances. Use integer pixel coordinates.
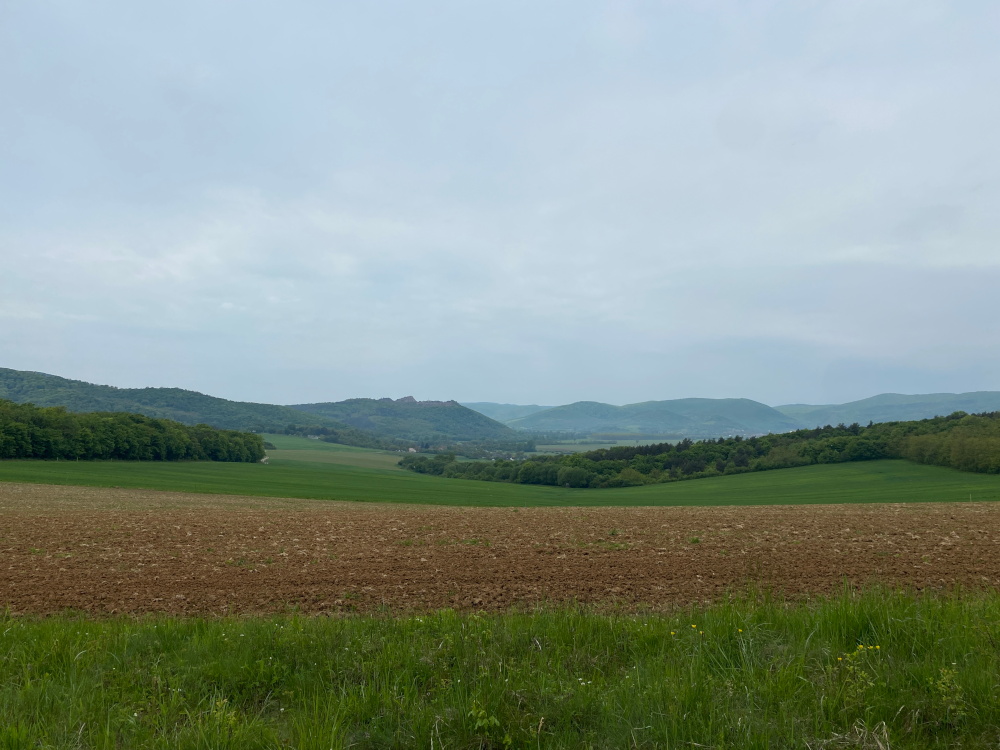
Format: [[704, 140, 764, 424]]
[[1, 457, 999, 508], [2, 590, 998, 748]]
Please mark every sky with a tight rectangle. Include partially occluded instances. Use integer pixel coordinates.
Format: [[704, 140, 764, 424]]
[[2, 0, 999, 407]]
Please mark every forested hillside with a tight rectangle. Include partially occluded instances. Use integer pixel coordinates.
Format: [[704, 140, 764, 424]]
[[401, 411, 1000, 488], [290, 397, 516, 443], [0, 368, 515, 448], [0, 368, 357, 434], [0, 400, 265, 461]]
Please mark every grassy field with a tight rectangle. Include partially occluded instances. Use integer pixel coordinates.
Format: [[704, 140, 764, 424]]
[[264, 434, 404, 470], [1, 447, 999, 507], [3, 589, 998, 748]]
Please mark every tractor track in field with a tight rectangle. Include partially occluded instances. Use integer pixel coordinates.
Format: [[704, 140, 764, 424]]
[[3, 482, 1000, 615]]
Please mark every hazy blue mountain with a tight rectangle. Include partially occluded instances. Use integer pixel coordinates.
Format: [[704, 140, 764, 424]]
[[508, 398, 803, 437], [461, 402, 553, 422], [776, 392, 1000, 427], [509, 401, 654, 432], [632, 398, 803, 434], [290, 397, 516, 442]]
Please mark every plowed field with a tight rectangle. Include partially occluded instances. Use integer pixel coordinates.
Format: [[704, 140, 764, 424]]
[[3, 482, 1000, 615]]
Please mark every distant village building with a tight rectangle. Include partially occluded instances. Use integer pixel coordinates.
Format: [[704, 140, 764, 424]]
[[407, 447, 418, 453]]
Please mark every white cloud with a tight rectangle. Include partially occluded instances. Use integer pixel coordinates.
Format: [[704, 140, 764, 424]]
[[1, 0, 998, 404]]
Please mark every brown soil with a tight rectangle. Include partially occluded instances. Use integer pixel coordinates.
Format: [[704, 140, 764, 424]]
[[3, 482, 1000, 615]]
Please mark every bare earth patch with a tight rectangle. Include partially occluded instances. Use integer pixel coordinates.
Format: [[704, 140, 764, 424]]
[[3, 482, 1000, 615]]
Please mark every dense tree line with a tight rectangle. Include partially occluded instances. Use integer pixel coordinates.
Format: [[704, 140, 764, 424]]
[[400, 412, 1000, 488], [0, 400, 265, 462], [0, 368, 527, 451], [899, 413, 1000, 474]]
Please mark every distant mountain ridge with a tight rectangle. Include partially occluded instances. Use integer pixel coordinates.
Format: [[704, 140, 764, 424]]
[[502, 398, 802, 437], [465, 391, 1000, 438], [0, 368, 513, 447], [776, 392, 1000, 427], [7, 367, 996, 446]]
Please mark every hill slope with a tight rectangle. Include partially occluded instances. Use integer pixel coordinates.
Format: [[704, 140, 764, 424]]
[[461, 403, 554, 422], [776, 392, 1000, 427], [3, 457, 997, 508], [290, 397, 516, 443], [0, 368, 345, 433], [0, 368, 515, 446], [508, 398, 802, 437]]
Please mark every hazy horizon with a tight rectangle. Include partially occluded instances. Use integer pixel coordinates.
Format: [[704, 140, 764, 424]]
[[3, 1, 998, 406], [8, 365, 999, 411]]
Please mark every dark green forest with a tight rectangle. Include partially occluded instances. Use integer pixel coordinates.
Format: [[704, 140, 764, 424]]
[[401, 411, 1000, 488], [0, 400, 265, 462]]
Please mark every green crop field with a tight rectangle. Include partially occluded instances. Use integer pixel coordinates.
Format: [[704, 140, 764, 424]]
[[1, 444, 998, 507], [263, 434, 404, 470]]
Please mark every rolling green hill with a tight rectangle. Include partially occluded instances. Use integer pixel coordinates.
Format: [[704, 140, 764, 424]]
[[289, 397, 516, 443], [0, 368, 514, 447], [776, 392, 1000, 427], [3, 413, 999, 508], [0, 368, 343, 433], [0, 453, 997, 508], [407, 411, 1000, 490], [507, 398, 802, 437]]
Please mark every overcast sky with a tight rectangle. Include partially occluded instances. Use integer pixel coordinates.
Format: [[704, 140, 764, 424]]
[[2, 1, 998, 407]]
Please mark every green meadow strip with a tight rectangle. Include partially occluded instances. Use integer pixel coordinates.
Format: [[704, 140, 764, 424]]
[[2, 589, 999, 748], [1, 457, 999, 507]]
